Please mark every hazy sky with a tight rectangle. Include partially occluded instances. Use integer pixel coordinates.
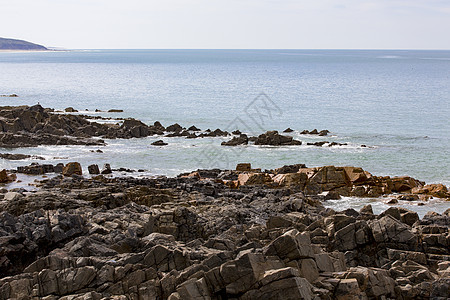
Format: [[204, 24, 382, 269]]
[[1, 0, 449, 49]]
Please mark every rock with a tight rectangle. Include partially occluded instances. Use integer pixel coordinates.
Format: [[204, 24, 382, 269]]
[[273, 164, 306, 174], [166, 123, 183, 132], [236, 163, 251, 171], [412, 184, 450, 198], [0, 169, 16, 183], [64, 107, 78, 112], [369, 215, 418, 249], [273, 173, 308, 189], [62, 162, 82, 176], [283, 128, 294, 133], [101, 164, 112, 174], [0, 153, 45, 160], [108, 109, 124, 112], [238, 172, 273, 186], [318, 130, 329, 136], [88, 164, 100, 175], [187, 125, 200, 131], [221, 134, 248, 146], [335, 278, 363, 299], [263, 229, 314, 260], [254, 131, 302, 146], [4, 192, 22, 201], [359, 204, 374, 215], [152, 140, 168, 146]]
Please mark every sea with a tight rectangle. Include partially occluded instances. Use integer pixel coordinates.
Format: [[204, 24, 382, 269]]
[[0, 49, 449, 216]]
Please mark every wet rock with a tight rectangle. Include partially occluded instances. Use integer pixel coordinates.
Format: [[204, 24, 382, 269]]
[[283, 127, 294, 133], [152, 140, 168, 146], [108, 109, 124, 112]]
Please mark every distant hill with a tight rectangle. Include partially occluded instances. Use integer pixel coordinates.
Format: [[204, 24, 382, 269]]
[[0, 37, 47, 50]]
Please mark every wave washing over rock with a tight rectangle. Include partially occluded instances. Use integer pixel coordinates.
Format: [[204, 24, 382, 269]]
[[0, 160, 449, 299]]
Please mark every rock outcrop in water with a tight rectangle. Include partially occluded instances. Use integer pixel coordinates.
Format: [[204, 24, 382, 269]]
[[0, 105, 167, 147], [0, 163, 449, 299]]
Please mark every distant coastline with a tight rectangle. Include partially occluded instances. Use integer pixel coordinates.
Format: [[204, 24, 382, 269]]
[[0, 37, 47, 51]]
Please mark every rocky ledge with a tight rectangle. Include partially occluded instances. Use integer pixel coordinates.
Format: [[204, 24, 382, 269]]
[[1, 105, 362, 149], [0, 163, 449, 299]]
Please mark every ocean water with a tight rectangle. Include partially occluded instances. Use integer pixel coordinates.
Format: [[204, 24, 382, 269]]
[[0, 50, 449, 203]]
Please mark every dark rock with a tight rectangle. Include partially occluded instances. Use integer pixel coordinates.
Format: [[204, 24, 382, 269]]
[[221, 134, 248, 146], [166, 123, 183, 132], [0, 153, 45, 160], [152, 140, 168, 146], [283, 128, 294, 133], [254, 131, 302, 146], [88, 164, 100, 175], [187, 125, 200, 131], [101, 163, 112, 174], [64, 107, 78, 113]]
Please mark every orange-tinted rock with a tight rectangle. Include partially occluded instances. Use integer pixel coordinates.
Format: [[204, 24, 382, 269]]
[[343, 167, 369, 184], [238, 173, 273, 186], [62, 162, 82, 177], [272, 173, 308, 189], [412, 184, 449, 198], [391, 177, 423, 193]]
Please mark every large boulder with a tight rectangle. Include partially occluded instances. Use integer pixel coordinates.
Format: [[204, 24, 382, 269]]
[[62, 162, 82, 176]]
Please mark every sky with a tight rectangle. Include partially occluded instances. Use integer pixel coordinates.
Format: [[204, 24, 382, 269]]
[[1, 0, 450, 49]]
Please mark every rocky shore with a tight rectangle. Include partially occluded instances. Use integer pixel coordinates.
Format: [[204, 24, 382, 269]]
[[1, 105, 366, 148], [0, 162, 449, 299]]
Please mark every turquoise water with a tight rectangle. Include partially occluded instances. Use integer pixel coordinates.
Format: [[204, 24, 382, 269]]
[[0, 50, 449, 186]]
